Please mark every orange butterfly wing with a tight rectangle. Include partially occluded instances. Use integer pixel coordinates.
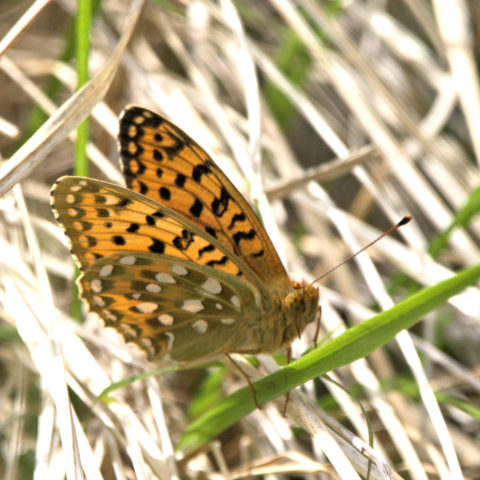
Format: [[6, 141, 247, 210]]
[[118, 107, 291, 292], [51, 177, 260, 283]]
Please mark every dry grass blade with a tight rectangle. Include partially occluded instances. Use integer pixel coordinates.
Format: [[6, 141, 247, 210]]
[[266, 145, 379, 199], [0, 0, 144, 196]]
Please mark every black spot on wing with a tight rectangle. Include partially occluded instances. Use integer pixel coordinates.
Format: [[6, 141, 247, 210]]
[[175, 173, 186, 187], [149, 239, 165, 254], [86, 235, 97, 247], [96, 208, 110, 218], [112, 235, 126, 246], [164, 135, 185, 158], [198, 244, 215, 257], [118, 198, 132, 207], [232, 229, 256, 246], [228, 212, 246, 229], [138, 181, 148, 195], [81, 221, 92, 231], [212, 186, 230, 217], [126, 223, 139, 233], [205, 226, 217, 238], [206, 256, 228, 267], [159, 187, 171, 200], [189, 198, 203, 218], [192, 164, 210, 182], [173, 229, 194, 250]]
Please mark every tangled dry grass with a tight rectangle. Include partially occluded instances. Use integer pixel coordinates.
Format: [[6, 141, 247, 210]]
[[1, 1, 480, 479]]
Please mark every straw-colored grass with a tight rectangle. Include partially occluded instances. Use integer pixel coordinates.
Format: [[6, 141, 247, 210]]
[[1, 1, 480, 479]]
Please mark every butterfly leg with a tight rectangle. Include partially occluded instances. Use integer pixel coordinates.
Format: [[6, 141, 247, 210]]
[[224, 353, 261, 410], [282, 307, 322, 416], [281, 345, 292, 416]]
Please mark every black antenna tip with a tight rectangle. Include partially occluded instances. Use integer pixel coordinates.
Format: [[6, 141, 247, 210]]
[[398, 215, 412, 227]]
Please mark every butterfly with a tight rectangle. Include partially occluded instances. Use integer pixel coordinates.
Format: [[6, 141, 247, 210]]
[[51, 106, 320, 368]]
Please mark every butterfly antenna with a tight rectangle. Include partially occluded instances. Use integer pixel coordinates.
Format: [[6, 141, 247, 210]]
[[311, 215, 411, 285]]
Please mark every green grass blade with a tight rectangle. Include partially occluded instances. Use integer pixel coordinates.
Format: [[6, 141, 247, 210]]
[[177, 263, 480, 453], [429, 184, 480, 258], [71, 0, 92, 321], [74, 0, 92, 178]]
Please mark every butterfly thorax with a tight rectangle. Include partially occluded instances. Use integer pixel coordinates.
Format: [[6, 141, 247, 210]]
[[256, 281, 320, 352]]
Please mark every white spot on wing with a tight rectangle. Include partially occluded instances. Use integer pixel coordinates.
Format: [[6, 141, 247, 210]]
[[99, 264, 114, 277], [146, 283, 162, 293], [135, 302, 158, 314], [104, 194, 119, 205], [216, 303, 223, 310], [155, 273, 175, 284], [192, 319, 208, 334], [182, 299, 204, 313], [171, 264, 188, 276], [120, 324, 137, 338], [158, 314, 174, 326], [90, 279, 102, 293], [70, 185, 82, 192], [221, 318, 235, 325], [93, 296, 105, 307], [230, 295, 241, 308], [131, 293, 141, 300], [120, 256, 137, 265], [102, 309, 117, 321], [79, 180, 87, 186], [201, 278, 222, 294], [66, 194, 75, 204]]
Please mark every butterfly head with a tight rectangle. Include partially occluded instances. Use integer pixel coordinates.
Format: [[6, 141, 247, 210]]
[[281, 281, 320, 344]]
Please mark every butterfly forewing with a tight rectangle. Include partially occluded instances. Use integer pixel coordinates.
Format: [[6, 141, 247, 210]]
[[51, 176, 266, 290], [119, 107, 291, 292], [79, 252, 264, 362]]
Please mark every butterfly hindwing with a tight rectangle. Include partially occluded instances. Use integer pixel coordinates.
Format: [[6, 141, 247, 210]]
[[118, 107, 291, 291], [79, 253, 265, 362]]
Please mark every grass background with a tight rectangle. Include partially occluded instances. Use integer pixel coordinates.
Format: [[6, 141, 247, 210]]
[[1, 0, 480, 478]]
